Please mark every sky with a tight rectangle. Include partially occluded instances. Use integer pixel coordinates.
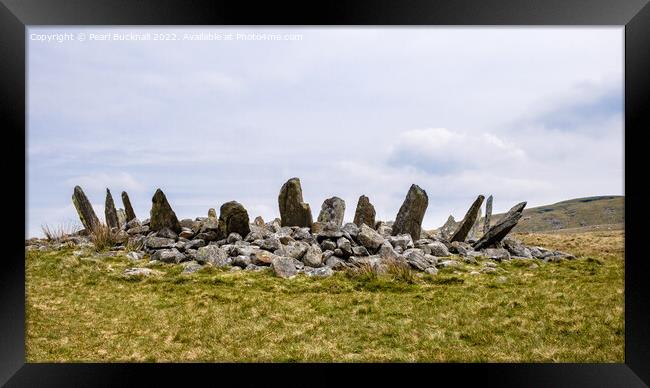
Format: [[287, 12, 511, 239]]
[[26, 27, 624, 238]]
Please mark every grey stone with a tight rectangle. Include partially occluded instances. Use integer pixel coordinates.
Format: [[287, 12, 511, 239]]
[[124, 267, 153, 277], [502, 237, 532, 258], [437, 215, 456, 240], [152, 248, 185, 263], [72, 185, 101, 233], [127, 225, 149, 235], [251, 250, 278, 266], [392, 184, 429, 240], [450, 195, 485, 243], [427, 241, 450, 257], [117, 209, 127, 229], [302, 244, 323, 267], [438, 260, 461, 268], [271, 256, 299, 278], [254, 216, 265, 227], [196, 245, 230, 266], [357, 224, 385, 251], [227, 233, 242, 244], [336, 237, 353, 257], [217, 201, 251, 241], [145, 236, 176, 249], [149, 189, 181, 233], [278, 177, 313, 227], [208, 208, 217, 218], [424, 267, 439, 275], [482, 248, 511, 261], [484, 195, 493, 234], [317, 196, 346, 227], [325, 256, 347, 270], [403, 248, 433, 271], [121, 191, 137, 222], [179, 228, 194, 239], [259, 236, 282, 251], [378, 242, 400, 261], [275, 241, 309, 260], [321, 240, 337, 251], [245, 264, 267, 272], [352, 245, 369, 257], [181, 261, 203, 274], [126, 251, 144, 261], [156, 227, 178, 240], [341, 222, 360, 238], [375, 222, 393, 238], [232, 255, 252, 268], [473, 202, 526, 250], [353, 195, 376, 228], [303, 266, 334, 278], [388, 234, 414, 251]]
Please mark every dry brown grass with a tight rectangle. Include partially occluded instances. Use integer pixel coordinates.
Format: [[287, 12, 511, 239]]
[[89, 224, 119, 252], [41, 222, 81, 242]]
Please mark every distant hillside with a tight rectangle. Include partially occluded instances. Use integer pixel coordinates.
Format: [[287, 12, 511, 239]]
[[492, 196, 624, 233]]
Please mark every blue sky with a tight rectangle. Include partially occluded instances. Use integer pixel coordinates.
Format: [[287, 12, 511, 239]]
[[27, 27, 623, 237]]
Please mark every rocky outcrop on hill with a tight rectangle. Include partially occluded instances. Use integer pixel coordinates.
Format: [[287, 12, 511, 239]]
[[58, 182, 557, 280]]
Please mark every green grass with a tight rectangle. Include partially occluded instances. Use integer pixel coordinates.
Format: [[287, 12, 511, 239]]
[[26, 231, 624, 362]]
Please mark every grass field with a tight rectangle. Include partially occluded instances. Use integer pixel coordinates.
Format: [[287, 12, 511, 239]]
[[25, 230, 624, 362]]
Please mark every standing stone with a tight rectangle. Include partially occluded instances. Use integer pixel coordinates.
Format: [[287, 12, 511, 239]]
[[121, 191, 137, 222], [473, 202, 527, 250], [217, 201, 251, 240], [450, 195, 485, 243], [117, 208, 127, 228], [392, 184, 429, 240], [468, 207, 482, 240], [208, 208, 217, 218], [278, 177, 313, 227], [317, 196, 346, 227], [484, 195, 493, 234], [438, 215, 456, 240], [104, 189, 120, 229], [72, 185, 101, 233], [149, 189, 181, 233], [353, 195, 376, 228]]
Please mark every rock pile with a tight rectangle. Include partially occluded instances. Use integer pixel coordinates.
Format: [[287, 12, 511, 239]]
[[58, 180, 576, 279]]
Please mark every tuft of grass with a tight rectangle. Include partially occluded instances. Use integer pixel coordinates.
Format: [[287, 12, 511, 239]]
[[385, 259, 416, 284], [25, 231, 624, 362], [89, 225, 119, 252], [41, 222, 81, 242]]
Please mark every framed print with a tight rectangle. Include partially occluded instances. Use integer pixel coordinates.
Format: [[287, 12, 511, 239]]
[[2, 0, 649, 386]]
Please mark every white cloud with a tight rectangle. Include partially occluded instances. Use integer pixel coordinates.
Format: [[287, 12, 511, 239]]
[[64, 172, 145, 193], [388, 128, 526, 174]]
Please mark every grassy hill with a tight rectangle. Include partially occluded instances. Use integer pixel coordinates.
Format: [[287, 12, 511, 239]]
[[492, 196, 624, 233]]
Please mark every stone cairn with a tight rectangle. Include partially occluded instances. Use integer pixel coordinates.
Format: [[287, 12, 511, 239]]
[[61, 179, 575, 279]]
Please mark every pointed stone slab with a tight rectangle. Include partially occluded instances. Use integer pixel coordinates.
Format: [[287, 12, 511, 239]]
[[450, 195, 485, 243], [317, 196, 346, 227], [438, 215, 456, 240], [121, 191, 137, 222], [278, 177, 313, 227], [353, 195, 376, 228], [473, 201, 527, 250], [105, 188, 120, 229], [149, 188, 181, 233], [484, 195, 493, 234], [468, 207, 482, 240], [392, 184, 428, 240], [72, 185, 101, 233]]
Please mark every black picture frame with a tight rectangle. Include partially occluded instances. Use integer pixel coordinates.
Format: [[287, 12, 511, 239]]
[[2, 0, 649, 386]]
